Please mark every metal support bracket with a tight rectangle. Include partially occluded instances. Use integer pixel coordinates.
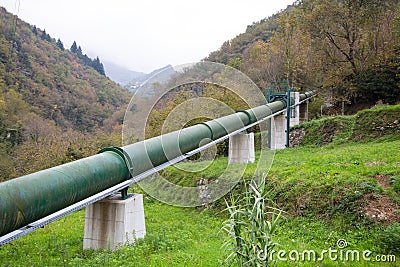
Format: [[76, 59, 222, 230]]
[[98, 146, 134, 200], [120, 188, 129, 200]]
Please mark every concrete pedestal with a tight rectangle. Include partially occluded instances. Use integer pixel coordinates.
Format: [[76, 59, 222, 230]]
[[228, 132, 255, 164], [83, 193, 146, 250], [300, 100, 309, 123], [269, 92, 307, 150], [269, 114, 286, 150], [290, 92, 300, 127]]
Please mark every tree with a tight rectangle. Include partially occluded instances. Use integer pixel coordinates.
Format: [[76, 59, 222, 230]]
[[69, 41, 106, 76], [40, 29, 48, 41], [56, 38, 64, 50], [227, 57, 242, 70], [70, 41, 78, 53], [242, 40, 285, 89], [76, 46, 83, 57], [32, 25, 37, 35], [300, 0, 400, 111], [271, 7, 323, 91], [92, 56, 105, 76]]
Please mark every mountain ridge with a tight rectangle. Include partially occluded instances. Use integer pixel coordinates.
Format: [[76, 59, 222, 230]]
[[0, 6, 132, 180], [0, 6, 131, 132], [103, 61, 173, 92], [103, 61, 145, 86]]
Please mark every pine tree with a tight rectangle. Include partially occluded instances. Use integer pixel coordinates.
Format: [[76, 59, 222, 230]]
[[70, 41, 78, 53], [69, 41, 105, 76], [32, 25, 38, 35], [41, 29, 48, 41], [82, 54, 91, 65], [93, 57, 105, 76], [77, 46, 83, 57], [56, 39, 64, 50]]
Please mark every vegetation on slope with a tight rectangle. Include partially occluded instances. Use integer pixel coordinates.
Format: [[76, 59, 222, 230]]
[[0, 101, 399, 265], [0, 7, 132, 180], [0, 7, 130, 132], [0, 2, 399, 265], [207, 0, 400, 115], [0, 138, 399, 266], [293, 104, 400, 146]]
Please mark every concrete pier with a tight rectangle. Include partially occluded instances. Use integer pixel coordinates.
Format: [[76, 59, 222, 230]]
[[268, 92, 309, 150], [269, 114, 287, 150], [300, 99, 309, 123], [228, 132, 255, 164], [290, 92, 300, 127], [83, 193, 146, 250]]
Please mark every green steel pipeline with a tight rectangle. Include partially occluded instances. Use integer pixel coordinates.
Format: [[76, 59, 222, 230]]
[[0, 91, 314, 236]]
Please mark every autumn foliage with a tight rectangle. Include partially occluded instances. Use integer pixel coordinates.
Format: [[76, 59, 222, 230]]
[[0, 7, 131, 180], [207, 0, 400, 114]]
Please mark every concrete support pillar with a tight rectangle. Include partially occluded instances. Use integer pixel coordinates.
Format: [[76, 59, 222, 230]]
[[268, 114, 287, 150], [83, 193, 146, 251], [299, 100, 309, 123], [268, 92, 305, 150], [228, 132, 255, 164], [290, 92, 300, 127]]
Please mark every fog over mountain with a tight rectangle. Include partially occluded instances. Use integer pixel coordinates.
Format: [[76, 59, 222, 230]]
[[103, 61, 145, 86]]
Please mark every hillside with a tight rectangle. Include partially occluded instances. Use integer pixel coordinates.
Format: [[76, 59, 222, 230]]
[[290, 104, 400, 146], [0, 7, 132, 180], [0, 7, 131, 132], [124, 64, 172, 92], [206, 11, 282, 64], [0, 106, 399, 265], [206, 0, 400, 115]]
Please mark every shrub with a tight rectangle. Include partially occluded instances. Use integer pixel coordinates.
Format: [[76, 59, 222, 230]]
[[222, 175, 282, 266]]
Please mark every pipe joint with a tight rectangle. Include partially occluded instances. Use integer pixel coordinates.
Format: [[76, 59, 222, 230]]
[[98, 146, 134, 178]]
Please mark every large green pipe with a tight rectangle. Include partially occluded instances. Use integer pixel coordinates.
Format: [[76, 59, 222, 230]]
[[0, 91, 315, 236], [0, 152, 130, 236]]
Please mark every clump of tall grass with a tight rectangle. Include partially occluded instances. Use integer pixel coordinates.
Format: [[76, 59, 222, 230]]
[[222, 176, 282, 266]]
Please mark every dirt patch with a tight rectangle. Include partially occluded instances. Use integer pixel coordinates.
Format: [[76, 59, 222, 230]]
[[289, 128, 306, 147], [294, 192, 310, 215], [362, 193, 400, 224], [373, 174, 391, 188], [365, 161, 388, 167]]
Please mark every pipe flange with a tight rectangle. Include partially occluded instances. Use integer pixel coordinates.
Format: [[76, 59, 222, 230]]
[[98, 147, 134, 177]]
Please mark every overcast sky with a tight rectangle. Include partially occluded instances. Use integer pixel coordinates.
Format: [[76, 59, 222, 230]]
[[2, 0, 294, 73]]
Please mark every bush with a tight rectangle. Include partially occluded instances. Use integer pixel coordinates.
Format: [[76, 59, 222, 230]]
[[222, 175, 282, 266]]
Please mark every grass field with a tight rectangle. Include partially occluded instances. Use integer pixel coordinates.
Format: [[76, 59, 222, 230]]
[[1, 138, 399, 266]]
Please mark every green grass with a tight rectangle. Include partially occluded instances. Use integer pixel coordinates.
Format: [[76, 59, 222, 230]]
[[268, 140, 400, 219], [0, 202, 225, 266], [294, 104, 400, 146], [1, 138, 399, 266], [161, 139, 400, 222], [1, 201, 398, 266]]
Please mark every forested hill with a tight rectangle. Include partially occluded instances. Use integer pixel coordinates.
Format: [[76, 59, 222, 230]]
[[0, 7, 131, 133], [206, 0, 400, 115], [0, 7, 132, 180]]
